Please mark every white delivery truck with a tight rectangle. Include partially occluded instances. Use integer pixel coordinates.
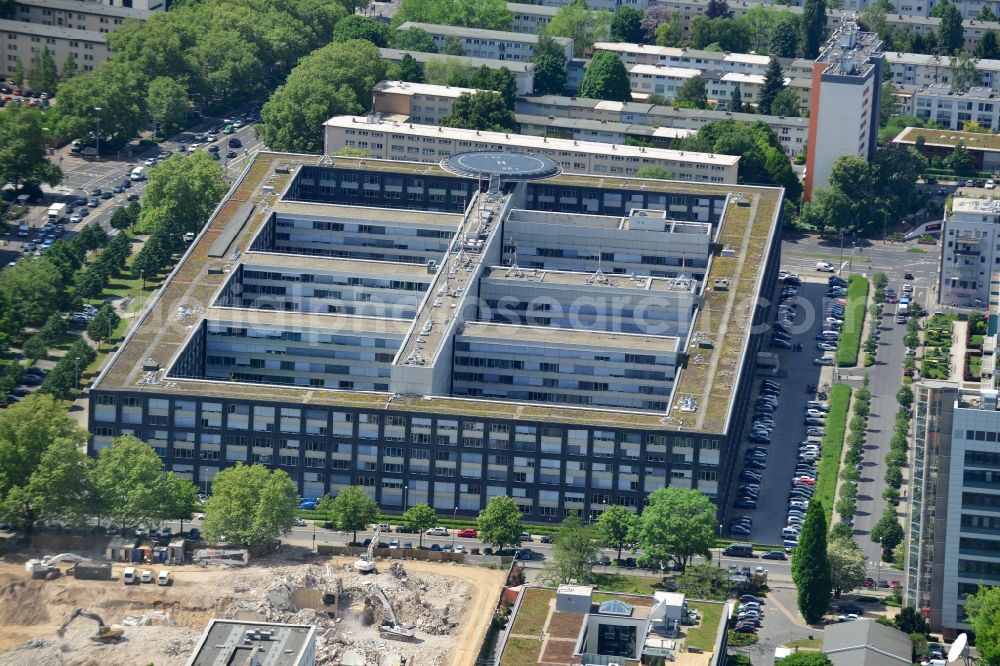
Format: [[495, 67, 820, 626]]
[[130, 166, 146, 181], [47, 202, 68, 222]]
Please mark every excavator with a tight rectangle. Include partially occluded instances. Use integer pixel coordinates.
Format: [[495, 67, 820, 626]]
[[56, 608, 125, 642], [355, 525, 381, 573], [25, 553, 93, 579]]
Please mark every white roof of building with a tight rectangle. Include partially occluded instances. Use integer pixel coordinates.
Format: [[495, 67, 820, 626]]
[[595, 42, 770, 66], [324, 115, 741, 166], [654, 591, 686, 606], [558, 584, 594, 596], [0, 18, 107, 42], [17, 0, 152, 19], [628, 64, 703, 78], [374, 80, 478, 98], [396, 21, 571, 46], [885, 51, 1000, 71], [952, 197, 1000, 215], [720, 72, 769, 84]]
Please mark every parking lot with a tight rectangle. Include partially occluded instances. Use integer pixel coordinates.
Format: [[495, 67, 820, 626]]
[[727, 271, 841, 545]]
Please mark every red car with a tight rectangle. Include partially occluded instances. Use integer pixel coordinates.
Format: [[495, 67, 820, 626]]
[[865, 577, 876, 588], [457, 528, 478, 538]]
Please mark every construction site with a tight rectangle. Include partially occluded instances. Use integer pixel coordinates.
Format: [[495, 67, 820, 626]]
[[0, 552, 507, 666]]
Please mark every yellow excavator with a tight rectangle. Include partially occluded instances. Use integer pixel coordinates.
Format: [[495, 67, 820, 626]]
[[56, 608, 125, 642]]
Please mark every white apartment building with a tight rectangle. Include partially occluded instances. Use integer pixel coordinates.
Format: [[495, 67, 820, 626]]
[[507, 2, 556, 34], [13, 0, 151, 31], [378, 48, 535, 96], [394, 22, 573, 63], [595, 42, 771, 75], [939, 198, 1000, 307], [511, 0, 648, 10], [372, 80, 478, 126], [627, 63, 809, 110], [804, 20, 883, 199], [909, 84, 1000, 130], [516, 94, 810, 156], [323, 115, 740, 182], [885, 52, 1000, 90]]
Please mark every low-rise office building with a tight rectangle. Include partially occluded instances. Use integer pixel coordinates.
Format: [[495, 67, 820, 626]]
[[187, 620, 316, 666], [893, 126, 1000, 173], [88, 149, 783, 524], [323, 115, 740, 182], [372, 80, 478, 126], [394, 21, 573, 63], [378, 48, 536, 96]]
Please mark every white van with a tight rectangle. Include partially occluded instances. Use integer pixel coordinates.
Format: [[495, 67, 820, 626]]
[[131, 166, 146, 181], [123, 566, 136, 585], [157, 570, 171, 586]]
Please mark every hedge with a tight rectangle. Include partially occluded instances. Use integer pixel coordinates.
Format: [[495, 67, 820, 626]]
[[817, 384, 853, 527], [837, 275, 870, 367]]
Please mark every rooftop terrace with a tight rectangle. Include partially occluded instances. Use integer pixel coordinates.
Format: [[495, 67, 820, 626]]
[[461, 322, 681, 354], [95, 153, 782, 433]]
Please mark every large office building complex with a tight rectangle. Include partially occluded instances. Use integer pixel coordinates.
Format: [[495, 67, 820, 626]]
[[804, 19, 883, 199], [88, 149, 783, 523], [906, 283, 1000, 632]]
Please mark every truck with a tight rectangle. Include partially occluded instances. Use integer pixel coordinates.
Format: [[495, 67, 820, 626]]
[[896, 302, 909, 323], [131, 166, 145, 181], [47, 202, 68, 222]]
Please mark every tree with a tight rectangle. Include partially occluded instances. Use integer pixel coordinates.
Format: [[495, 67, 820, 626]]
[[642, 6, 674, 42], [146, 76, 190, 136], [333, 15, 390, 47], [771, 89, 800, 117], [328, 486, 379, 545], [791, 501, 832, 624], [403, 503, 437, 547], [802, 0, 827, 58], [87, 304, 121, 347], [443, 35, 465, 56], [674, 563, 731, 600], [0, 106, 62, 192], [202, 464, 297, 547], [88, 435, 184, 530], [966, 585, 1000, 666], [469, 66, 516, 109], [776, 655, 833, 666], [391, 0, 513, 31], [896, 385, 914, 409], [828, 535, 867, 596], [758, 58, 786, 115], [654, 11, 685, 46], [0, 394, 89, 536], [945, 141, 976, 176], [690, 16, 751, 52], [390, 27, 438, 53], [110, 203, 139, 231], [424, 57, 475, 87], [936, 2, 963, 54], [0, 257, 66, 327], [21, 335, 48, 363], [830, 521, 854, 541], [636, 487, 715, 570], [258, 40, 386, 153], [389, 53, 425, 83], [771, 17, 800, 57], [546, 0, 611, 58], [60, 52, 78, 80], [729, 82, 744, 113], [138, 151, 227, 237], [578, 51, 631, 102], [596, 505, 639, 561], [11, 57, 24, 86], [675, 75, 708, 109], [477, 495, 523, 553], [870, 507, 905, 552], [895, 606, 930, 635], [950, 51, 979, 91], [977, 31, 1000, 59], [706, 0, 734, 19], [442, 91, 516, 132], [611, 7, 644, 43], [28, 47, 58, 93], [532, 35, 568, 95], [53, 63, 146, 150], [634, 166, 675, 180], [540, 516, 598, 585]]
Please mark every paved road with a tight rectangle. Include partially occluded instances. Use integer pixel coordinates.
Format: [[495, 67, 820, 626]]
[[781, 235, 940, 288]]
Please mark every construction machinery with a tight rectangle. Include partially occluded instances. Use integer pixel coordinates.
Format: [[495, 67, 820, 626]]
[[355, 525, 381, 573], [56, 608, 125, 642], [366, 583, 416, 641], [25, 553, 93, 579]]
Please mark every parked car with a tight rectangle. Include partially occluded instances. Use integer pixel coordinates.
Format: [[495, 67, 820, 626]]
[[761, 550, 786, 560], [457, 528, 477, 538], [837, 603, 865, 614], [426, 526, 449, 536]]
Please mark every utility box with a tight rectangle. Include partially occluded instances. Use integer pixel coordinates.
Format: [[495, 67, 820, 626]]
[[556, 584, 593, 613]]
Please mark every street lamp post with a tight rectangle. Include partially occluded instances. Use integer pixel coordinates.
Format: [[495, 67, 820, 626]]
[[73, 356, 81, 388], [93, 107, 102, 161], [402, 484, 409, 511], [451, 506, 458, 549], [312, 518, 316, 553], [717, 524, 723, 569]]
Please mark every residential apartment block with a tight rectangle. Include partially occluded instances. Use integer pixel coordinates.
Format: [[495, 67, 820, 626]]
[[594, 42, 772, 75], [805, 20, 883, 199], [378, 48, 536, 96], [515, 94, 810, 156], [508, 0, 648, 10], [372, 80, 478, 126], [323, 115, 739, 182], [394, 22, 573, 63], [937, 198, 1000, 308], [908, 84, 1000, 131], [0, 0, 151, 80], [88, 150, 783, 524], [906, 285, 1000, 632], [885, 52, 1000, 91], [507, 2, 556, 34], [627, 63, 810, 111]]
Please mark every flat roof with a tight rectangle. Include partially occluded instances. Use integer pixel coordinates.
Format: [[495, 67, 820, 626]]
[[950, 197, 1000, 215], [507, 2, 558, 16], [893, 126, 1000, 153], [374, 80, 478, 98], [0, 18, 107, 42], [460, 322, 681, 354], [628, 64, 703, 79], [95, 152, 782, 433], [378, 48, 535, 73], [594, 42, 771, 66], [325, 115, 741, 167], [17, 0, 152, 20], [205, 307, 412, 336], [187, 619, 315, 666], [396, 21, 571, 46], [515, 113, 696, 139], [274, 200, 463, 227], [482, 266, 699, 294], [240, 252, 433, 279]]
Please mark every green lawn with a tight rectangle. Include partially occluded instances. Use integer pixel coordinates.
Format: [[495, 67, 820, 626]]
[[685, 602, 725, 652], [784, 638, 823, 650], [499, 637, 542, 666], [817, 384, 852, 526], [837, 275, 870, 367], [510, 588, 555, 635], [593, 573, 659, 595]]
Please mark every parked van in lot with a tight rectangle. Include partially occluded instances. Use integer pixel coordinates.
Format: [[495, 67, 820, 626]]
[[123, 566, 137, 585], [723, 543, 754, 557]]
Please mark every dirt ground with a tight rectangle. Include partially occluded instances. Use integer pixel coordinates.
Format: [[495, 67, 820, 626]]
[[0, 553, 507, 666]]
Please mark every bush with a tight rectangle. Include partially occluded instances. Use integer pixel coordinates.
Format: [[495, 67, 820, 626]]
[[837, 276, 870, 367], [816, 384, 852, 525]]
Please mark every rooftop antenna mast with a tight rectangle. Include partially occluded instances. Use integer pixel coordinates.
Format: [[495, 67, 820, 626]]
[[587, 254, 609, 285], [506, 241, 524, 277]]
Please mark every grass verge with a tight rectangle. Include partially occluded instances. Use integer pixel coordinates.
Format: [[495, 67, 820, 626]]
[[686, 602, 725, 652], [593, 573, 658, 595], [817, 384, 852, 526], [510, 588, 555, 635], [784, 638, 822, 650], [837, 275, 870, 367]]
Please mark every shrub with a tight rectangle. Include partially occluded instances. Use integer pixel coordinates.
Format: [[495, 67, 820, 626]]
[[837, 276, 870, 367]]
